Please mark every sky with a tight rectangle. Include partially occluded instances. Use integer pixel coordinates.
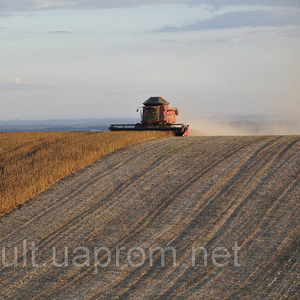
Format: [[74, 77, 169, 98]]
[[0, 0, 299, 121]]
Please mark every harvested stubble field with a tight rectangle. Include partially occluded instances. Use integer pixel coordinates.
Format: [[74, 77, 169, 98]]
[[0, 136, 299, 299], [0, 131, 171, 215]]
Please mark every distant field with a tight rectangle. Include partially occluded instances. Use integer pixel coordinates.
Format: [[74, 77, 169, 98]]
[[0, 131, 171, 215]]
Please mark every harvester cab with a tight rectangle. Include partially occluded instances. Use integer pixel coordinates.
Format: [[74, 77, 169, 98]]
[[109, 97, 190, 136]]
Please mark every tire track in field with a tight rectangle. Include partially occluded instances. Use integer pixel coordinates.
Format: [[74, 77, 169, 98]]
[[225, 178, 300, 299], [99, 136, 286, 299], [160, 137, 300, 299], [181, 167, 300, 300], [101, 137, 298, 299], [46, 136, 261, 299], [0, 136, 299, 300], [179, 137, 300, 299]]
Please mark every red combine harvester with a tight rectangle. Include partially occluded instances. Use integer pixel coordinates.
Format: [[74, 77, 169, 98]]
[[109, 97, 190, 136]]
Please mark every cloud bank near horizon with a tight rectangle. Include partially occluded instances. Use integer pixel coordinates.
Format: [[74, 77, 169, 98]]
[[1, 0, 300, 12], [155, 10, 300, 32]]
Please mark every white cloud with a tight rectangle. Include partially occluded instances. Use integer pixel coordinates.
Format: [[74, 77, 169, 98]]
[[32, 0, 76, 9], [11, 77, 23, 84], [0, 78, 57, 91], [0, 0, 76, 12], [230, 37, 242, 43], [155, 9, 300, 32]]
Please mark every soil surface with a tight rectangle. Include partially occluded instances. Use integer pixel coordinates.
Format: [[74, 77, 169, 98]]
[[0, 136, 299, 299]]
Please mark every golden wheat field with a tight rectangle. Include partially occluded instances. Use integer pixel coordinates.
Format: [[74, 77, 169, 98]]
[[0, 131, 171, 215]]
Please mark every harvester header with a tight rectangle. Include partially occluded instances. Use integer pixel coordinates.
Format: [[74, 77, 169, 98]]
[[109, 96, 189, 136]]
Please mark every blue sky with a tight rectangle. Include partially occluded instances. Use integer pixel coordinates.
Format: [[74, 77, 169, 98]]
[[0, 0, 299, 120]]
